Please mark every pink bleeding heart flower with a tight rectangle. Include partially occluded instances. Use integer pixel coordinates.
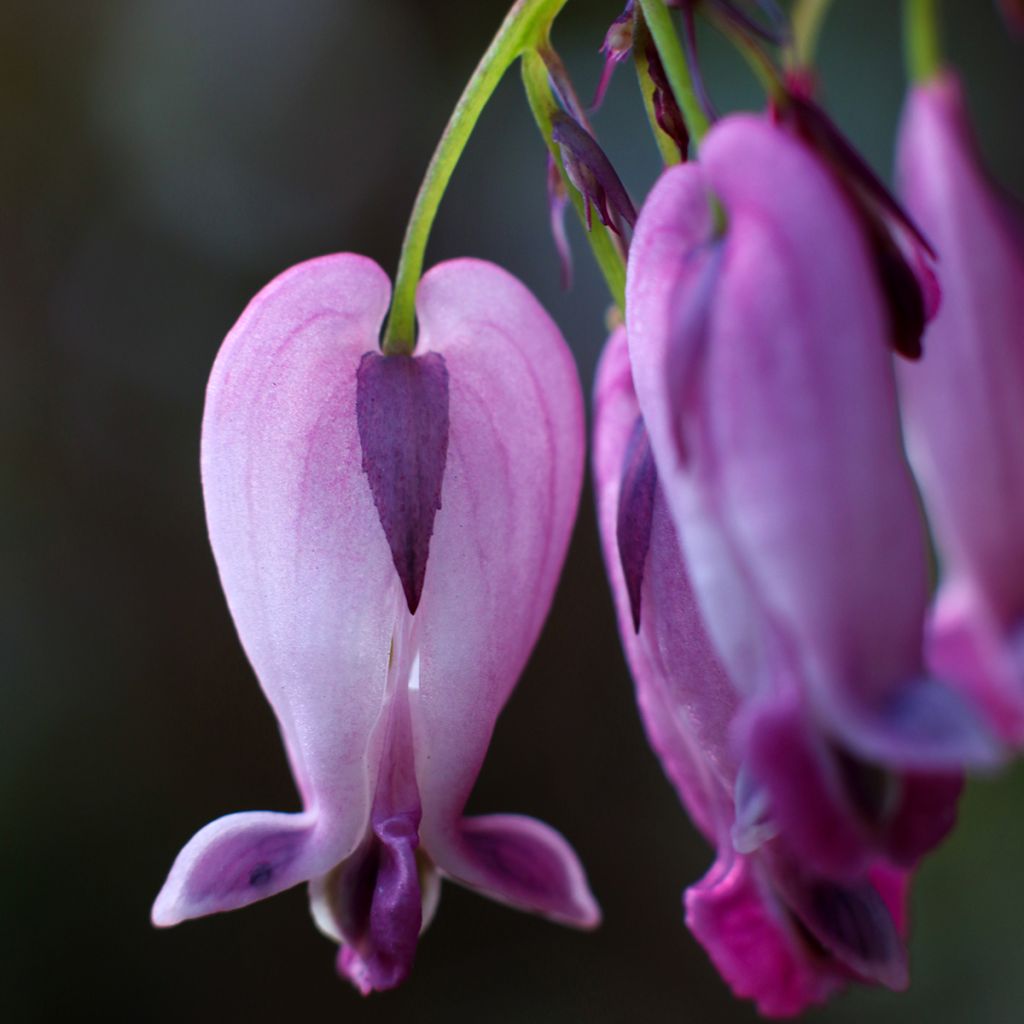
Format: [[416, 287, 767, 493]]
[[625, 115, 994, 881], [151, 254, 598, 992], [594, 328, 912, 1016], [895, 73, 1024, 746]]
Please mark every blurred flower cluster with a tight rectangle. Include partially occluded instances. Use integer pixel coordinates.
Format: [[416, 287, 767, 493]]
[[152, 0, 1023, 1014]]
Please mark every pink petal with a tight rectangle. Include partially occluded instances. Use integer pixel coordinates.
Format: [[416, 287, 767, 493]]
[[896, 74, 1024, 742], [405, 259, 596, 926], [685, 857, 845, 1018], [154, 254, 401, 923]]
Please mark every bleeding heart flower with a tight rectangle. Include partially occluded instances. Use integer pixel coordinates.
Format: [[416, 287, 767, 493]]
[[624, 115, 995, 880], [151, 254, 598, 992], [896, 73, 1024, 746], [593, 328, 912, 1016]]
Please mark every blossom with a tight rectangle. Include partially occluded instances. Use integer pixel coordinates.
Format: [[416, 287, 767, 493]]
[[624, 115, 995, 880], [151, 254, 599, 991], [593, 328, 910, 1016], [895, 73, 1024, 745]]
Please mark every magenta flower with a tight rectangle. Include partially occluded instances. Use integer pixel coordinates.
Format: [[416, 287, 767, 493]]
[[151, 254, 598, 991], [594, 328, 910, 1016], [896, 73, 1024, 746], [625, 115, 994, 880]]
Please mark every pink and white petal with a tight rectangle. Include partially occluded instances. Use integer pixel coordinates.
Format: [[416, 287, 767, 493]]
[[406, 260, 590, 903], [152, 810, 320, 926], [200, 253, 400, 858]]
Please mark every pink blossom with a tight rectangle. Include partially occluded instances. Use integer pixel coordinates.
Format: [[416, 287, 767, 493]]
[[896, 73, 1024, 745], [594, 329, 910, 1017], [624, 115, 995, 880], [152, 254, 598, 991]]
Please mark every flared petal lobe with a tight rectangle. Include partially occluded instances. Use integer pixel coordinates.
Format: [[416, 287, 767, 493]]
[[896, 74, 1024, 743]]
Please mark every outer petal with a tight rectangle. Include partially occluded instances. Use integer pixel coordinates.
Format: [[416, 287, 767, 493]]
[[686, 858, 845, 1018], [627, 117, 995, 771], [896, 74, 1024, 742], [154, 254, 400, 924], [593, 328, 736, 844], [408, 259, 597, 927]]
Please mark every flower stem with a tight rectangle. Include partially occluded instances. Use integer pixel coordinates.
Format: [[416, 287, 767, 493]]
[[383, 0, 570, 355], [790, 0, 834, 68], [904, 0, 943, 84], [521, 48, 627, 311], [637, 0, 710, 147]]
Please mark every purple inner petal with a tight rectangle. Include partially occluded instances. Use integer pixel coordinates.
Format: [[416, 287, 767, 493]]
[[356, 351, 450, 614], [616, 416, 658, 632]]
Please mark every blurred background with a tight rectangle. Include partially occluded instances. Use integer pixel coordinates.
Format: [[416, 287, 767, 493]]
[[3, 1, 1023, 1020]]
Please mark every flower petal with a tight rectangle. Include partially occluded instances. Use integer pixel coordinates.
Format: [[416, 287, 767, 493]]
[[685, 858, 845, 1018], [152, 811, 318, 926], [402, 259, 595, 924], [154, 254, 403, 926]]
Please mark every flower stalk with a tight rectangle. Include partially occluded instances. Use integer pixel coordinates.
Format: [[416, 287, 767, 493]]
[[383, 0, 570, 354], [904, 0, 943, 84]]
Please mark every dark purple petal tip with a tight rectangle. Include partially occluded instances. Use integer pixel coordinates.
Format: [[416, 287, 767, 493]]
[[333, 811, 423, 995], [616, 417, 658, 632], [357, 351, 450, 614]]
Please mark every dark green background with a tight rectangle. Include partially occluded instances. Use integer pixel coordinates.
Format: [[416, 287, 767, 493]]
[[4, 1, 1023, 1020]]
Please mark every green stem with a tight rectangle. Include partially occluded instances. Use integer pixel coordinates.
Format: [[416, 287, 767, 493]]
[[382, 0, 569, 355], [521, 48, 627, 312], [637, 0, 710, 147], [904, 0, 943, 84], [790, 0, 834, 68]]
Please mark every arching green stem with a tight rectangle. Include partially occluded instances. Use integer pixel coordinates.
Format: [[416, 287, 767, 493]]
[[637, 0, 710, 147], [790, 0, 834, 68], [904, 0, 943, 84], [383, 0, 569, 355], [521, 48, 627, 312]]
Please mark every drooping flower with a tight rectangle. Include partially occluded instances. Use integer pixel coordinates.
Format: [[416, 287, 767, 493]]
[[895, 73, 1024, 746], [625, 115, 995, 880], [594, 328, 911, 1016], [151, 254, 598, 991]]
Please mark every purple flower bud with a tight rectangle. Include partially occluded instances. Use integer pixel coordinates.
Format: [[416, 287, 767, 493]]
[[151, 255, 598, 989], [593, 1, 636, 112], [625, 115, 998, 879], [896, 73, 1024, 746], [551, 112, 637, 236], [594, 329, 914, 1015]]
